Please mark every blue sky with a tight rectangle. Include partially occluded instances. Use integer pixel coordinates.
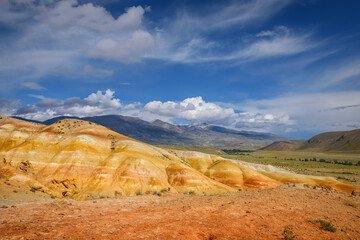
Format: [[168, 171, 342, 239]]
[[1, 0, 360, 139]]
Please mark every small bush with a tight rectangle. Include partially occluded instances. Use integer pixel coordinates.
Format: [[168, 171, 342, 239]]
[[13, 190, 18, 193], [345, 202, 357, 208], [188, 190, 195, 195], [115, 191, 122, 196], [145, 190, 151, 195], [152, 191, 161, 196], [160, 188, 168, 193], [50, 195, 56, 199], [238, 189, 242, 192], [283, 228, 297, 240], [307, 219, 337, 232], [30, 188, 36, 193], [135, 190, 142, 196]]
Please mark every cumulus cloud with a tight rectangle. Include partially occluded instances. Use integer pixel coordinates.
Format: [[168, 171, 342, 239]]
[[143, 96, 294, 132], [144, 97, 237, 124], [22, 82, 47, 90], [88, 30, 155, 62], [10, 89, 139, 121]]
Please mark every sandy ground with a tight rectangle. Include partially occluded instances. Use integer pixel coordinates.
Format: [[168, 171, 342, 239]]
[[0, 186, 360, 240]]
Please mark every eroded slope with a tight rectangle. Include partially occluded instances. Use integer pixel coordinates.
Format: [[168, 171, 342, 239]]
[[0, 115, 358, 201]]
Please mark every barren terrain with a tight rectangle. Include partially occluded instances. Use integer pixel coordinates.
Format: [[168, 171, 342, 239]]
[[1, 186, 360, 240]]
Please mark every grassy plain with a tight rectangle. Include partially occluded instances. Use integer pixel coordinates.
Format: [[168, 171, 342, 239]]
[[160, 145, 360, 185], [221, 150, 360, 185]]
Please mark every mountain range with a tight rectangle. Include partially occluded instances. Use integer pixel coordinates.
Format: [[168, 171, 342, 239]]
[[13, 115, 290, 148]]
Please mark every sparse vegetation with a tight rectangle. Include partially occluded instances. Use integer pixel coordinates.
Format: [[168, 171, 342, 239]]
[[115, 191, 122, 196], [222, 149, 254, 154], [151, 191, 162, 196], [345, 202, 357, 208], [221, 150, 360, 184], [135, 190, 142, 196], [13, 190, 18, 193], [50, 195, 56, 199], [282, 227, 297, 240], [30, 188, 36, 193], [307, 219, 337, 232]]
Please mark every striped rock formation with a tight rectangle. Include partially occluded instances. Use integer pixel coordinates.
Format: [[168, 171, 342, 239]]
[[0, 115, 358, 200]]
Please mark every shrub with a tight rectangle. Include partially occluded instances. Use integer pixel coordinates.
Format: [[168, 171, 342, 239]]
[[30, 188, 36, 193], [50, 195, 56, 199], [160, 188, 168, 193], [135, 190, 142, 196], [282, 228, 297, 240], [345, 202, 357, 208], [188, 190, 195, 195], [145, 190, 151, 195], [13, 190, 18, 193], [307, 219, 337, 232], [115, 191, 122, 196]]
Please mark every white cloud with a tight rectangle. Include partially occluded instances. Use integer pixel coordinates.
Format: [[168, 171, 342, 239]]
[[62, 65, 114, 78], [236, 91, 360, 132], [239, 33, 312, 60], [256, 30, 275, 37], [144, 97, 237, 124], [12, 89, 139, 121], [0, 0, 152, 89], [37, 1, 145, 32], [88, 30, 155, 62], [22, 82, 46, 90], [319, 60, 360, 88], [0, 98, 20, 116], [152, 25, 314, 64]]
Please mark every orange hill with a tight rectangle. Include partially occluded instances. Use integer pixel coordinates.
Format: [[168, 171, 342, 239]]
[[0, 115, 358, 200]]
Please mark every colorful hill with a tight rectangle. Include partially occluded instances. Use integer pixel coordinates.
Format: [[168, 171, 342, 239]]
[[0, 115, 358, 202]]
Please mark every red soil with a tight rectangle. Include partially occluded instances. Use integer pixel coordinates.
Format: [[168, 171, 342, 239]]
[[1, 187, 360, 240]]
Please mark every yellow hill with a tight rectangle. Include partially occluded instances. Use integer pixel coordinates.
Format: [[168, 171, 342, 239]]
[[0, 115, 358, 200]]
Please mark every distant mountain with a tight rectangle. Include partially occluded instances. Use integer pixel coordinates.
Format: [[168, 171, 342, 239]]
[[13, 114, 290, 147], [259, 129, 360, 152], [260, 141, 299, 151], [297, 129, 360, 152]]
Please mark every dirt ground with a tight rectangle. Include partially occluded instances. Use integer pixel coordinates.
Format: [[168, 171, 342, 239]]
[[1, 186, 360, 240]]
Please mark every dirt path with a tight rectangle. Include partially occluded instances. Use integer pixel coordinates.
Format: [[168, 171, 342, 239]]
[[1, 187, 359, 240]]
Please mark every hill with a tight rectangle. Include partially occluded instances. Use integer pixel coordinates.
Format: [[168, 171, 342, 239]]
[[1, 115, 358, 203], [298, 129, 360, 152], [260, 141, 300, 151], [13, 115, 290, 148]]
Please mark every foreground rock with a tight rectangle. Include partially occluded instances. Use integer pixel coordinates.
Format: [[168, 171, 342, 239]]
[[0, 187, 359, 239]]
